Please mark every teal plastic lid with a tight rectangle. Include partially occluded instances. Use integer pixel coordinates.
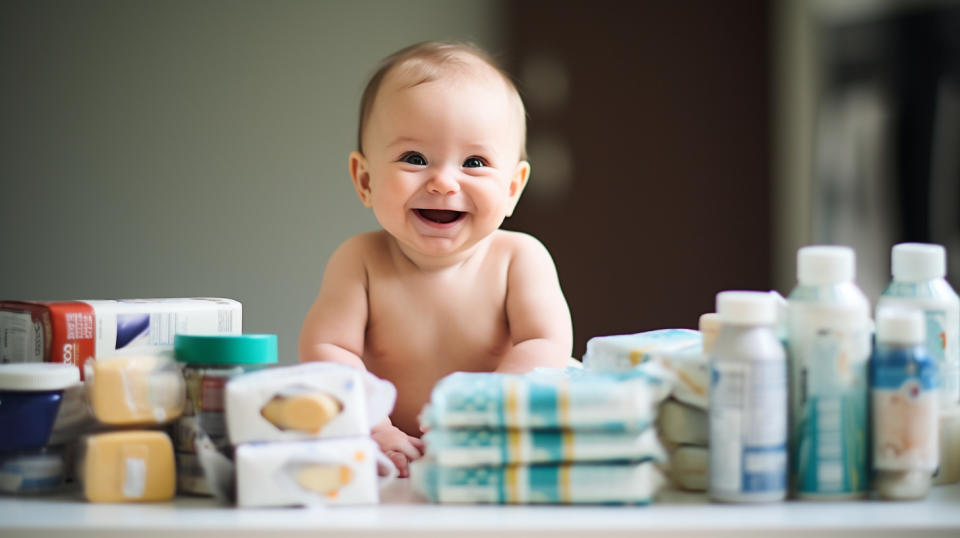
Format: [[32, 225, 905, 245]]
[[174, 334, 278, 365]]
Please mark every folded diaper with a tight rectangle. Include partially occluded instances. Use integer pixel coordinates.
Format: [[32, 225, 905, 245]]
[[419, 366, 671, 431], [226, 362, 396, 444], [670, 445, 708, 492], [658, 399, 708, 446], [411, 459, 666, 504], [582, 329, 700, 370], [583, 330, 708, 409], [424, 427, 666, 467]]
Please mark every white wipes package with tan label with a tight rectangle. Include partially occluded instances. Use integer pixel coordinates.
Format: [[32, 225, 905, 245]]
[[225, 362, 396, 444], [235, 437, 392, 507]]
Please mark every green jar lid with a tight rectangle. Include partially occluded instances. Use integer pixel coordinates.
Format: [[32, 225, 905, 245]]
[[174, 334, 278, 365]]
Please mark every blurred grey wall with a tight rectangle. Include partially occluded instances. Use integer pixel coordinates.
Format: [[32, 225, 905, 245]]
[[0, 0, 505, 363]]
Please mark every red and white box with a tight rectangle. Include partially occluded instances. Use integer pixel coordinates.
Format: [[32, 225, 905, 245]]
[[0, 298, 241, 378]]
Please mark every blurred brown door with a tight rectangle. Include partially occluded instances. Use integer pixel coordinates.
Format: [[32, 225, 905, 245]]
[[503, 0, 772, 357]]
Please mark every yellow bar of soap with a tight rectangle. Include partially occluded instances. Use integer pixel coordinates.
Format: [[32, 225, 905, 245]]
[[82, 431, 176, 503], [87, 355, 185, 425], [260, 392, 342, 433]]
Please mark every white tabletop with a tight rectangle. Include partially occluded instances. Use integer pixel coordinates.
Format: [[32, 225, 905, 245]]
[[3, 480, 960, 538]]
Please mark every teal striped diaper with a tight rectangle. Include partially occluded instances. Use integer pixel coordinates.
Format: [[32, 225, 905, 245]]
[[411, 459, 666, 504], [423, 427, 666, 467], [419, 366, 671, 431]]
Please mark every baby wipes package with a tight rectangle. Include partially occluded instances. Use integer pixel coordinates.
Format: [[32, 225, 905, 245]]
[[84, 352, 186, 425], [225, 362, 396, 444], [235, 437, 390, 507], [423, 427, 667, 467], [411, 459, 666, 504], [0, 298, 241, 378], [419, 366, 671, 431], [583, 329, 708, 409]]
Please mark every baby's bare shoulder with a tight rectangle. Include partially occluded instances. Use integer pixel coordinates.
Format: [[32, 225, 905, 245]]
[[490, 230, 552, 261], [333, 231, 391, 261]]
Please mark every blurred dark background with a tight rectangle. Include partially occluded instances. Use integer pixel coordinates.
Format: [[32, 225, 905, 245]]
[[503, 0, 771, 356]]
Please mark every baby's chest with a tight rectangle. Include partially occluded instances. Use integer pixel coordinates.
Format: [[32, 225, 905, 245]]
[[365, 277, 510, 357]]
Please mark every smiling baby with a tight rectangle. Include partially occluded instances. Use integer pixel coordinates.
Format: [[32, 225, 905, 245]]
[[299, 41, 573, 477]]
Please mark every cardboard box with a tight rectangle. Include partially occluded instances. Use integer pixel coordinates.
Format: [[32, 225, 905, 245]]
[[0, 298, 241, 378]]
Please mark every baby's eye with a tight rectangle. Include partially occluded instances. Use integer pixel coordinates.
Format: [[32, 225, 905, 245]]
[[401, 152, 427, 166], [463, 157, 486, 168]]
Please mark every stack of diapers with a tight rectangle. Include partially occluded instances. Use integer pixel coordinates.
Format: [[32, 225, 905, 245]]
[[411, 366, 671, 504], [583, 327, 712, 492], [224, 362, 397, 507]]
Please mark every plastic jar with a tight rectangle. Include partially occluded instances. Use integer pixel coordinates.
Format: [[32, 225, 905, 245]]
[[0, 363, 80, 453], [172, 334, 277, 495]]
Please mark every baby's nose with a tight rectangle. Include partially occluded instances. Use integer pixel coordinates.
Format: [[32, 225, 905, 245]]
[[427, 169, 460, 195]]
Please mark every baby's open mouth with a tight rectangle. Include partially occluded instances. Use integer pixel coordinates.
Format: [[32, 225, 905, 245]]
[[416, 209, 464, 224]]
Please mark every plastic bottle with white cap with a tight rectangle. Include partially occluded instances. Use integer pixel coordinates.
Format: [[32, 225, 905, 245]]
[[876, 243, 959, 406], [876, 243, 960, 485], [708, 291, 787, 503], [871, 308, 939, 500], [786, 246, 872, 499]]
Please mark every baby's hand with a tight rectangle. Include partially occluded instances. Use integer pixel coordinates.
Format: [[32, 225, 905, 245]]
[[371, 420, 425, 478]]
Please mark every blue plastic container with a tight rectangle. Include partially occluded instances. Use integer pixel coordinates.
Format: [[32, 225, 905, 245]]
[[0, 363, 80, 453]]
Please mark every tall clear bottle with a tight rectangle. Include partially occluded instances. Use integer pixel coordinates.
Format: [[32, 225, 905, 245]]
[[786, 246, 872, 499], [709, 291, 787, 503]]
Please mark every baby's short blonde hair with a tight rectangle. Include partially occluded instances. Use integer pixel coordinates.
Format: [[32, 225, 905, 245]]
[[356, 41, 527, 161]]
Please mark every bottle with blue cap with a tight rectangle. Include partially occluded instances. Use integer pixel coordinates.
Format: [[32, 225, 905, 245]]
[[786, 245, 872, 499]]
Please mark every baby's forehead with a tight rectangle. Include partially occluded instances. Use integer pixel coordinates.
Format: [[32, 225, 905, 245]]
[[380, 54, 508, 99]]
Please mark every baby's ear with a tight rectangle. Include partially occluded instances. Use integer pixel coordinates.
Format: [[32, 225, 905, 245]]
[[505, 160, 531, 217], [349, 151, 373, 208]]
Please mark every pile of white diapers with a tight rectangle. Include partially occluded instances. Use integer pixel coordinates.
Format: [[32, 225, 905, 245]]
[[223, 362, 397, 507], [411, 366, 672, 504], [583, 329, 710, 492]]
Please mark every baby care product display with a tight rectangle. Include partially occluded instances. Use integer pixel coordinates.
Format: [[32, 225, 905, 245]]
[[709, 291, 787, 503], [871, 309, 939, 500], [0, 298, 242, 378], [172, 334, 277, 495], [413, 366, 670, 504], [786, 246, 871, 499], [227, 362, 396, 507]]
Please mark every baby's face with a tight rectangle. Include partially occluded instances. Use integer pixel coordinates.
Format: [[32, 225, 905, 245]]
[[353, 68, 528, 262]]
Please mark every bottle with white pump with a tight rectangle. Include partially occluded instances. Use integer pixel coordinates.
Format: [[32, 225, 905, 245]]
[[786, 246, 872, 499]]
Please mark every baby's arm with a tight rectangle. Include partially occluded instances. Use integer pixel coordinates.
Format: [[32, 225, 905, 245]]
[[299, 237, 369, 369], [498, 234, 574, 373], [299, 236, 423, 476]]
